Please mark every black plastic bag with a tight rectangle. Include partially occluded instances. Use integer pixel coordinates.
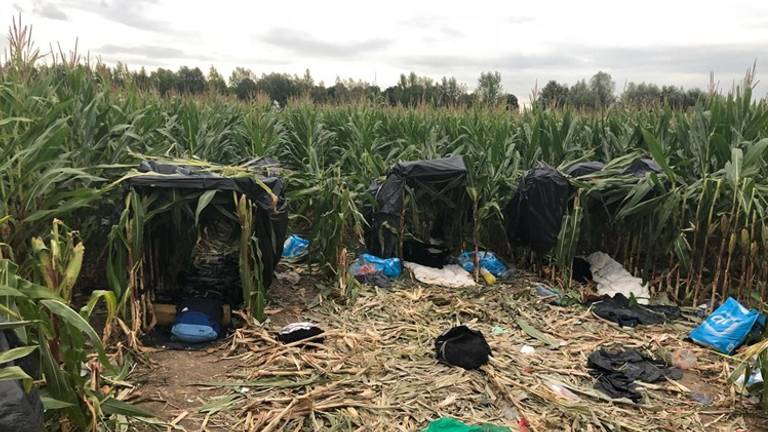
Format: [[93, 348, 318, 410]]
[[592, 294, 680, 327], [435, 325, 491, 370], [566, 161, 604, 177]]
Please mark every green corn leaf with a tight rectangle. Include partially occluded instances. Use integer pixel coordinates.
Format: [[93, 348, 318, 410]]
[[0, 346, 37, 365], [0, 366, 33, 392], [40, 299, 113, 371], [194, 189, 218, 226]]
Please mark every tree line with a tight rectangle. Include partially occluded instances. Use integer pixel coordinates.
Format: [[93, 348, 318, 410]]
[[100, 62, 706, 110]]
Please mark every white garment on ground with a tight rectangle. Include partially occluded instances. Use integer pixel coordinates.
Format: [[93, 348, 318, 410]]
[[585, 252, 650, 304], [404, 262, 477, 288]]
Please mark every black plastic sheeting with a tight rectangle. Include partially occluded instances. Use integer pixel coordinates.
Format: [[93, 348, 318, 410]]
[[588, 346, 682, 402], [0, 329, 43, 432], [592, 294, 681, 327], [125, 160, 289, 295], [624, 157, 662, 176], [364, 156, 467, 258], [566, 161, 604, 177], [504, 165, 573, 255], [435, 325, 491, 370]]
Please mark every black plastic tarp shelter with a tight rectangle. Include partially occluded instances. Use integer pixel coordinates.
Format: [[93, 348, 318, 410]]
[[504, 165, 573, 255], [365, 156, 468, 258], [111, 159, 288, 326]]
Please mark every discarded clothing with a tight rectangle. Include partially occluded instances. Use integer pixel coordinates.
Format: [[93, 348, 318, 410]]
[[354, 270, 392, 288], [586, 252, 649, 304], [592, 293, 680, 327], [504, 166, 573, 255], [350, 254, 402, 278], [282, 234, 309, 260], [690, 297, 766, 354], [405, 262, 476, 288], [422, 417, 510, 432], [403, 239, 450, 268], [566, 161, 604, 177], [587, 346, 682, 402], [277, 322, 324, 345], [457, 251, 510, 277], [435, 325, 491, 370]]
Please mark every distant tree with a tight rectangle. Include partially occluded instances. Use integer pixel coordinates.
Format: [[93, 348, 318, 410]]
[[228, 67, 254, 88], [589, 71, 615, 109], [537, 80, 569, 109], [256, 72, 297, 105], [133, 66, 150, 91], [622, 82, 662, 107], [294, 69, 314, 96], [207, 66, 227, 94], [310, 81, 328, 104], [176, 66, 207, 94], [437, 76, 466, 107], [567, 79, 593, 109], [504, 94, 519, 111], [151, 68, 177, 96], [234, 77, 257, 100], [476, 71, 503, 107]]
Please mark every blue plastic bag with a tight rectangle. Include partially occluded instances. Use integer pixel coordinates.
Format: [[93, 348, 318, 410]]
[[172, 311, 220, 343], [457, 251, 509, 277], [689, 297, 766, 354], [350, 253, 401, 278], [282, 234, 309, 259]]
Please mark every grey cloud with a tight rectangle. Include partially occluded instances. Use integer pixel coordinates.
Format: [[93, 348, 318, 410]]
[[61, 0, 170, 32], [33, 2, 69, 21], [262, 28, 391, 57], [97, 44, 214, 62], [398, 43, 767, 77], [585, 44, 766, 75], [440, 26, 464, 38], [98, 44, 185, 58]]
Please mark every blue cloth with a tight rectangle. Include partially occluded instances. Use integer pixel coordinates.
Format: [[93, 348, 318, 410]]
[[350, 254, 402, 278], [457, 251, 509, 277], [282, 234, 309, 258], [171, 311, 220, 343], [689, 297, 765, 354]]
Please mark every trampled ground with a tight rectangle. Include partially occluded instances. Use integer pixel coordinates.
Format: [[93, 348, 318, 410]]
[[128, 264, 768, 431]]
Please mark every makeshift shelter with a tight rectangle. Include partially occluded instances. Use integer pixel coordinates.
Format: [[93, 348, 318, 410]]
[[107, 159, 288, 338], [504, 165, 573, 255], [364, 156, 469, 260]]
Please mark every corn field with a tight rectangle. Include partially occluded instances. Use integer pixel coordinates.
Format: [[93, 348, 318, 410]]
[[2, 20, 768, 428]]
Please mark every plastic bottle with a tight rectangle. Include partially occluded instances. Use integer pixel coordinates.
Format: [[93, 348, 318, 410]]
[[481, 268, 496, 285]]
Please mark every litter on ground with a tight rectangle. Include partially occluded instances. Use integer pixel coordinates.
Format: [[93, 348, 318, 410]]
[[136, 265, 765, 430]]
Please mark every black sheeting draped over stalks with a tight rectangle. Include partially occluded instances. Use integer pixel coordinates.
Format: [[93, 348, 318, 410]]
[[364, 156, 468, 258], [124, 160, 288, 302]]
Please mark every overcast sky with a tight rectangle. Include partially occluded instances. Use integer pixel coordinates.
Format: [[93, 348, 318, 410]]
[[2, 0, 767, 103]]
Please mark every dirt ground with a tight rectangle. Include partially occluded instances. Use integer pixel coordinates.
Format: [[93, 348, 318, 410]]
[[127, 263, 768, 431]]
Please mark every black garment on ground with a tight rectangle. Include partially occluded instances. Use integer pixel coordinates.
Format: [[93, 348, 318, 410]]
[[592, 293, 680, 327], [277, 323, 325, 346], [566, 161, 604, 177], [587, 346, 682, 402], [503, 165, 573, 255], [0, 329, 43, 432], [572, 257, 592, 283], [402, 239, 450, 268], [434, 325, 491, 370]]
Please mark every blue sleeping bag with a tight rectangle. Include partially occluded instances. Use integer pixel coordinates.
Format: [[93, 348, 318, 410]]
[[171, 298, 223, 343]]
